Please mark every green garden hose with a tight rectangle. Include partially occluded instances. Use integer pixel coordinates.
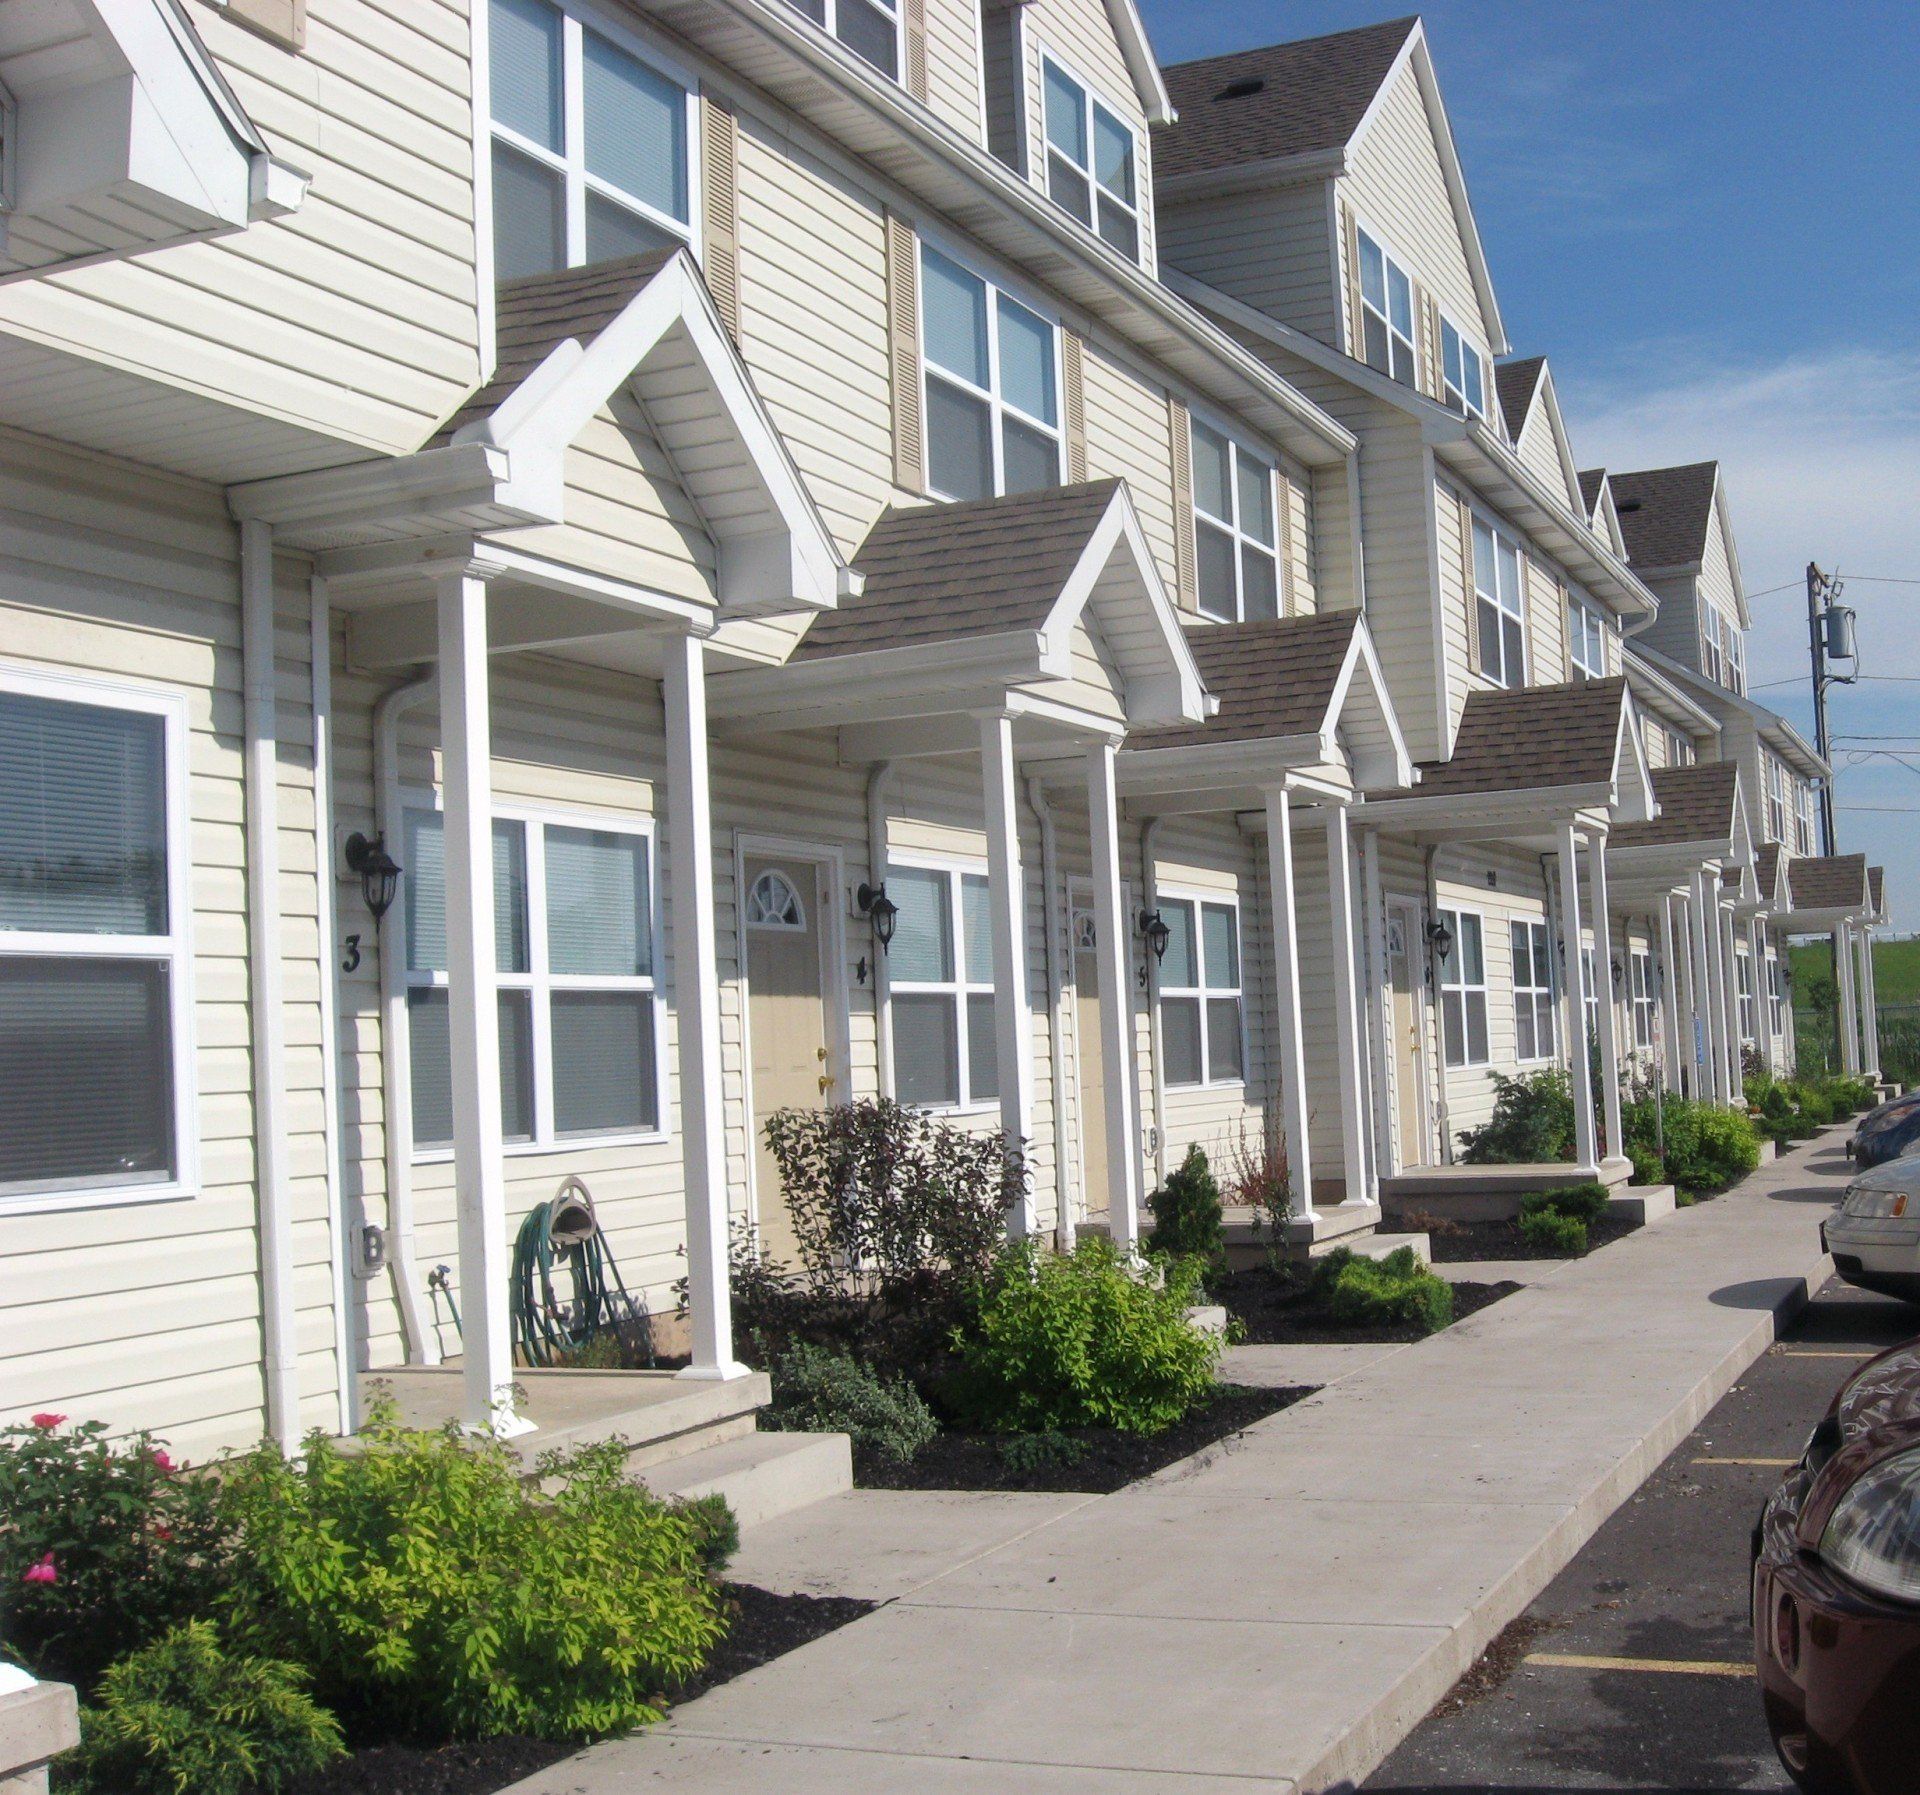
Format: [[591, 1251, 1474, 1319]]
[[508, 1178, 641, 1368]]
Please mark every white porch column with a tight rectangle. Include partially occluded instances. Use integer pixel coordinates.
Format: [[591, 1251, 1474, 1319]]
[[1857, 924, 1881, 1078], [1361, 828, 1391, 1197], [437, 571, 525, 1437], [980, 712, 1036, 1234], [1720, 905, 1745, 1105], [1750, 917, 1775, 1074], [1265, 786, 1315, 1220], [1658, 895, 1685, 1096], [664, 633, 749, 1383], [1691, 871, 1726, 1103], [1586, 835, 1624, 1164], [1324, 804, 1368, 1205], [1558, 825, 1599, 1172], [1086, 739, 1141, 1249], [1836, 926, 1861, 1076]]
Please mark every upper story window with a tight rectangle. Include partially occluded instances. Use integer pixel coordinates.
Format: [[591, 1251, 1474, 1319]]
[[1157, 894, 1245, 1088], [888, 862, 997, 1111], [1796, 782, 1817, 856], [1356, 225, 1416, 387], [1721, 614, 1746, 694], [1040, 55, 1142, 262], [488, 0, 694, 280], [1567, 593, 1607, 679], [0, 672, 194, 1212], [1436, 907, 1489, 1068], [1441, 316, 1487, 419], [779, 0, 902, 79], [1472, 515, 1527, 690], [1191, 421, 1279, 623], [1667, 727, 1694, 768], [920, 245, 1061, 501], [1766, 758, 1788, 844]]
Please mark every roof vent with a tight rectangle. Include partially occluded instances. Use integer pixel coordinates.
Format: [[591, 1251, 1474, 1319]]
[[1214, 77, 1266, 101], [1615, 499, 1643, 513]]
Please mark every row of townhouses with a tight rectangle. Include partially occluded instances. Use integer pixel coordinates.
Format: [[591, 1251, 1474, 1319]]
[[0, 0, 1891, 1455]]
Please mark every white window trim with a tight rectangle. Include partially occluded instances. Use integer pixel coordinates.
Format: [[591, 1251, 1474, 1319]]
[[1189, 410, 1281, 623], [1353, 215, 1418, 388], [779, 0, 906, 84], [1769, 953, 1787, 1036], [1796, 783, 1817, 857], [1568, 591, 1607, 679], [1736, 945, 1756, 1046], [1766, 757, 1788, 846], [0, 662, 197, 1217], [404, 794, 667, 1161], [1630, 948, 1656, 1051], [1156, 887, 1248, 1090], [917, 237, 1064, 501], [1580, 943, 1600, 1049], [887, 852, 998, 1116], [487, 0, 704, 272], [1471, 508, 1529, 690], [1437, 905, 1490, 1069], [1035, 45, 1145, 264], [1439, 309, 1488, 419], [1510, 917, 1557, 1066]]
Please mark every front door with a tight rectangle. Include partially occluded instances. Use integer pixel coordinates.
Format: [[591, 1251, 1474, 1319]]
[[1386, 902, 1430, 1169], [744, 857, 833, 1267], [1071, 899, 1109, 1224]]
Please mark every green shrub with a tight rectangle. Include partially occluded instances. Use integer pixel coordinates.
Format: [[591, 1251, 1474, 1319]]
[[0, 1416, 235, 1695], [1459, 1071, 1576, 1164], [997, 1430, 1086, 1474], [1660, 1100, 1761, 1197], [1147, 1144, 1225, 1267], [1519, 1209, 1589, 1255], [1520, 1182, 1611, 1226], [1310, 1246, 1454, 1336], [221, 1405, 725, 1742], [674, 1493, 740, 1578], [61, 1622, 342, 1795], [767, 1343, 938, 1465], [948, 1239, 1219, 1436]]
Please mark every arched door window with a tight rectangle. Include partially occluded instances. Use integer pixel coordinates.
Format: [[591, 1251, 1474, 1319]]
[[745, 868, 806, 931]]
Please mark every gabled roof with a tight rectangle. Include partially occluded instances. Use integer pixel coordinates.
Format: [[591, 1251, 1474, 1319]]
[[1621, 643, 1720, 745], [1416, 676, 1639, 799], [1105, 0, 1176, 127], [1754, 842, 1791, 909], [1578, 468, 1607, 513], [1496, 355, 1586, 515], [1627, 643, 1828, 779], [1610, 461, 1720, 573], [1611, 761, 1743, 852], [1495, 357, 1546, 445], [1870, 866, 1887, 922], [1789, 853, 1872, 917]]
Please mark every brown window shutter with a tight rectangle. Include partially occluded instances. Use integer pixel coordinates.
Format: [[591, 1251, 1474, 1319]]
[[1340, 202, 1363, 359], [886, 212, 924, 493], [701, 91, 742, 341], [1425, 293, 1444, 399], [904, 0, 930, 102], [1168, 397, 1196, 610], [1277, 469, 1298, 617], [1063, 331, 1088, 484]]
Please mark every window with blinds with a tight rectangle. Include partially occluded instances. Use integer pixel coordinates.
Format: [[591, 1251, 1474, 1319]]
[[1156, 894, 1245, 1088], [403, 806, 660, 1153], [0, 677, 190, 1208], [887, 862, 997, 1110]]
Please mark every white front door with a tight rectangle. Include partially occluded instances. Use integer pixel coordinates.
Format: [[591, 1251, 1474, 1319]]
[[1386, 901, 1433, 1170]]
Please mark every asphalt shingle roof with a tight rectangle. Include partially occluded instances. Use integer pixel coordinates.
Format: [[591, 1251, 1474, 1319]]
[[1494, 357, 1545, 443], [1611, 761, 1740, 851], [1578, 468, 1607, 513], [794, 482, 1124, 661], [1871, 866, 1886, 916], [1412, 677, 1629, 798], [1156, 18, 1419, 182], [1130, 612, 1362, 750], [1610, 461, 1719, 572], [1755, 841, 1785, 899], [1789, 853, 1871, 914]]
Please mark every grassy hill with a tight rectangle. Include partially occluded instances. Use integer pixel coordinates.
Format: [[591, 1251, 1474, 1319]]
[[1790, 937, 1920, 1005]]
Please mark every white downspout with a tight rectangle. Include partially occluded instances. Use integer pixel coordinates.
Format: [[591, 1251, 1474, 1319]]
[[867, 761, 895, 1098], [242, 520, 300, 1453], [1141, 816, 1166, 1191], [1026, 776, 1073, 1249], [376, 673, 440, 1365], [1425, 845, 1453, 1164]]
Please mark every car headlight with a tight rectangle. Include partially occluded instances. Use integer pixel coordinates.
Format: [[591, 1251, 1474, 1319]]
[[1842, 1184, 1911, 1218], [1821, 1445, 1920, 1602]]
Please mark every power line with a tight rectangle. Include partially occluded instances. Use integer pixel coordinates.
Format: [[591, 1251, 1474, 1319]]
[[1748, 573, 1920, 599]]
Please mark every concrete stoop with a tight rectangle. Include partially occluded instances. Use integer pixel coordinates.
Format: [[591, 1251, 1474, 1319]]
[[1185, 1304, 1229, 1337], [1608, 1183, 1677, 1225], [1381, 1158, 1632, 1226], [1308, 1228, 1431, 1265], [633, 1431, 853, 1532], [1222, 1199, 1383, 1267]]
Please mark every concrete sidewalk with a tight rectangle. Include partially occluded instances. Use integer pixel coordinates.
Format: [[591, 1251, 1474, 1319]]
[[508, 1134, 1852, 1795]]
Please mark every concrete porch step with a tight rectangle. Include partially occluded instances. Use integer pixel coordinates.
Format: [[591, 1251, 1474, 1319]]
[[632, 1430, 853, 1532], [1381, 1160, 1631, 1225], [1609, 1184, 1677, 1225], [1310, 1229, 1431, 1266], [1219, 1200, 1381, 1247], [1186, 1305, 1229, 1337]]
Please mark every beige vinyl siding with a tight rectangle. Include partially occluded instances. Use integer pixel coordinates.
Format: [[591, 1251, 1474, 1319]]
[[1644, 717, 1671, 771], [1514, 403, 1570, 498], [1157, 184, 1340, 349], [0, 430, 339, 1460], [920, 0, 987, 143], [1527, 560, 1569, 685], [1081, 343, 1177, 593], [1433, 476, 1478, 748], [1635, 571, 1703, 670], [0, 0, 481, 468], [980, 1, 1026, 170], [1283, 468, 1318, 614]]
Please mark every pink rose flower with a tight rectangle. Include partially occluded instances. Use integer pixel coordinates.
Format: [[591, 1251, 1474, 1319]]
[[22, 1554, 56, 1586], [28, 1414, 64, 1431], [150, 1448, 176, 1475]]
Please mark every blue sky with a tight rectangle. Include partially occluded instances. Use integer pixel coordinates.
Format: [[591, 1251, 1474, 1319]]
[[1138, 2, 1920, 930]]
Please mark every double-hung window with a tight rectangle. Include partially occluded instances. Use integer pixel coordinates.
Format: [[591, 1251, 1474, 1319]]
[[889, 863, 997, 1109], [1580, 946, 1599, 1049], [0, 672, 192, 1210], [1040, 56, 1142, 260], [1668, 727, 1694, 769], [405, 807, 660, 1151], [1567, 593, 1607, 679], [1157, 895, 1244, 1088], [919, 245, 1061, 501], [778, 0, 901, 79], [1510, 919, 1556, 1063], [1700, 605, 1724, 685], [1190, 421, 1280, 622], [1630, 949, 1656, 1050], [1766, 759, 1788, 845], [1472, 516, 1527, 689], [1722, 616, 1746, 694], [1440, 316, 1487, 418], [1356, 225, 1416, 386], [1797, 783, 1817, 856], [488, 0, 695, 280], [1436, 908, 1488, 1068], [1769, 955, 1786, 1037], [1736, 948, 1756, 1046]]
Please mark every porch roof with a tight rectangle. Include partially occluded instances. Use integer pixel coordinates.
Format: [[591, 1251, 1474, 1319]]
[[1753, 842, 1793, 912], [1611, 762, 1743, 854], [1871, 865, 1887, 922], [1779, 852, 1873, 931]]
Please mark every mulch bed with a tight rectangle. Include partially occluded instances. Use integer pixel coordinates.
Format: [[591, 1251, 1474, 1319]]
[[852, 1382, 1314, 1494], [1424, 1212, 1641, 1263], [278, 1584, 873, 1795], [1213, 1265, 1521, 1344]]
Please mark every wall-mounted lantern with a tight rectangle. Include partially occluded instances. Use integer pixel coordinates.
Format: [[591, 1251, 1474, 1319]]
[[1137, 908, 1172, 963], [344, 832, 401, 923], [855, 881, 898, 953]]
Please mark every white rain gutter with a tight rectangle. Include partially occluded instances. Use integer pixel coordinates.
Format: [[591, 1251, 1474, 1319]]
[[241, 520, 300, 1452], [376, 673, 440, 1365], [1026, 776, 1073, 1248], [1424, 845, 1453, 1165]]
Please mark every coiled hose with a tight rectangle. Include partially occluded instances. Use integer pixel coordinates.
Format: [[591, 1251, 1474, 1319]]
[[508, 1177, 641, 1368]]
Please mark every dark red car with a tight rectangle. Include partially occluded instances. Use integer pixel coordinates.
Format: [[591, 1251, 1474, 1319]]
[[1754, 1337, 1920, 1791]]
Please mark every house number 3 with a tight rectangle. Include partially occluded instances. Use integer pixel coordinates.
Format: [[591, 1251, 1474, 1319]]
[[341, 933, 362, 974]]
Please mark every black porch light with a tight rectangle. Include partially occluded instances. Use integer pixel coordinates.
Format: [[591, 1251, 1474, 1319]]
[[856, 881, 899, 953], [1424, 916, 1455, 963], [1611, 954, 1627, 991], [1138, 908, 1172, 963], [344, 831, 402, 923]]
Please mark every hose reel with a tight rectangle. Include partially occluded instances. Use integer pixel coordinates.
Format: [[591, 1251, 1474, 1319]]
[[508, 1176, 647, 1368]]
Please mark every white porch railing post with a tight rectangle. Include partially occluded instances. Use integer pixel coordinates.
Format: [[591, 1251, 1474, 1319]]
[[1558, 824, 1599, 1172], [1361, 827, 1391, 1198], [1835, 926, 1861, 1076], [1586, 833, 1623, 1165], [664, 632, 749, 1383], [1658, 895, 1685, 1096], [1086, 738, 1141, 1250], [1720, 904, 1745, 1105], [436, 570, 527, 1438], [980, 712, 1036, 1235], [1264, 786, 1314, 1221], [1857, 924, 1880, 1078], [1692, 871, 1726, 1103], [1750, 916, 1775, 1075], [1323, 804, 1368, 1206]]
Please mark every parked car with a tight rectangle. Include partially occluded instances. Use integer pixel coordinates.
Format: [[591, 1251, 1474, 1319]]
[[1849, 1091, 1920, 1170], [1754, 1334, 1920, 1792], [1824, 1158, 1920, 1303]]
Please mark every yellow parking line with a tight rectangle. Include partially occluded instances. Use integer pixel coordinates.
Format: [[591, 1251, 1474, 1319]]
[[1771, 1348, 1876, 1358], [1690, 1456, 1796, 1467], [1525, 1652, 1753, 1678]]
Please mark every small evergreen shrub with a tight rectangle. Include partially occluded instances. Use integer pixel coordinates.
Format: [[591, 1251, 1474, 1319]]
[[766, 1342, 938, 1465], [1519, 1209, 1589, 1255], [948, 1239, 1219, 1436], [61, 1622, 342, 1795], [674, 1493, 740, 1577], [1310, 1247, 1454, 1336], [1459, 1071, 1576, 1165], [997, 1430, 1086, 1474], [1147, 1144, 1225, 1267], [1520, 1182, 1611, 1226]]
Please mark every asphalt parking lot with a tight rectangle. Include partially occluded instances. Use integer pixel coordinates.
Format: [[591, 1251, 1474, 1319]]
[[1363, 1275, 1920, 1794]]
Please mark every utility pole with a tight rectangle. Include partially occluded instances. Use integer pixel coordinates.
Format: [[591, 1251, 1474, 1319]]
[[1806, 562, 1856, 857]]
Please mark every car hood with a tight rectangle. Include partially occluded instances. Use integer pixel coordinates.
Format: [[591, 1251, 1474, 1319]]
[[1832, 1339, 1920, 1441], [1857, 1093, 1920, 1135], [1845, 1155, 1920, 1196]]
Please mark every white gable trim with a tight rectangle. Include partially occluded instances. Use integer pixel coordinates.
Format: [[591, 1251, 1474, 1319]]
[[1611, 696, 1657, 823], [1708, 472, 1750, 626], [1326, 619, 1415, 791], [1104, 0, 1175, 126]]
